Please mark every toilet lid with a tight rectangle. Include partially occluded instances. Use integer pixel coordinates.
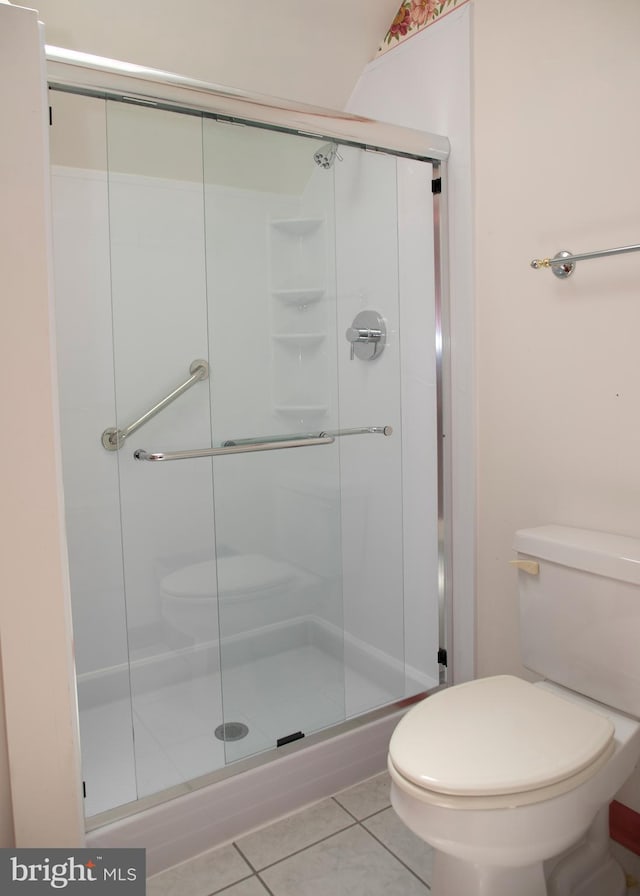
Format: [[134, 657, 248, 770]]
[[389, 675, 615, 797], [161, 554, 295, 599]]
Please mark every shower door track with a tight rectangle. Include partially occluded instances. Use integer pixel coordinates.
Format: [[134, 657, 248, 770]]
[[46, 47, 454, 832], [46, 46, 450, 163]]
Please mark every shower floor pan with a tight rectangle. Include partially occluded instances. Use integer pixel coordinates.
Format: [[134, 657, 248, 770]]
[[78, 616, 433, 818]]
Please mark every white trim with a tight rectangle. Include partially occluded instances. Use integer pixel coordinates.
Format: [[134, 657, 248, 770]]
[[0, 5, 84, 846]]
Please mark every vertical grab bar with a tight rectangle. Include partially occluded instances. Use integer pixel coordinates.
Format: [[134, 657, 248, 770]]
[[101, 359, 209, 451]]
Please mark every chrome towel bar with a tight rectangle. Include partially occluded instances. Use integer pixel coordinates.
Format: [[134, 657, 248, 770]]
[[530, 243, 640, 279], [102, 359, 209, 451], [134, 435, 335, 462]]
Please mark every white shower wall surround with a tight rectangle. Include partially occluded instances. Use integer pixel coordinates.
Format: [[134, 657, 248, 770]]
[[51, 91, 440, 819]]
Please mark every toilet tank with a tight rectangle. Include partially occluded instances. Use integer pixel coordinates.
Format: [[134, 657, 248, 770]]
[[514, 525, 640, 717]]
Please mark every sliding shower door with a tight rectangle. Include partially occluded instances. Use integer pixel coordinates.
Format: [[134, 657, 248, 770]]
[[105, 101, 221, 797], [51, 88, 440, 819], [202, 121, 346, 761]]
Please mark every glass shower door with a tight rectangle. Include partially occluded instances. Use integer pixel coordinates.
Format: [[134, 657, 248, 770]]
[[202, 121, 346, 761], [52, 85, 440, 819], [105, 100, 223, 795]]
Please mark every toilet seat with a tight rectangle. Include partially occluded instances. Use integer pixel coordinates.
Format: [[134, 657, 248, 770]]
[[389, 675, 615, 809]]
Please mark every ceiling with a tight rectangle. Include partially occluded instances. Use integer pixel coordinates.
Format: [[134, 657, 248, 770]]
[[34, 0, 402, 110]]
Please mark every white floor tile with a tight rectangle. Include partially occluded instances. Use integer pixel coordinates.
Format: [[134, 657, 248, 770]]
[[259, 824, 429, 896], [334, 771, 391, 819], [236, 798, 354, 870], [219, 878, 271, 896], [147, 844, 251, 896], [363, 806, 433, 885]]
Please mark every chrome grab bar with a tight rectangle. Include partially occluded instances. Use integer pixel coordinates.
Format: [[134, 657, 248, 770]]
[[133, 435, 334, 462], [223, 425, 392, 447], [102, 359, 209, 451]]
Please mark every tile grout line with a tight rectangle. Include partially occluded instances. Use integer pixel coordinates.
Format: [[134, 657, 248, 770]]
[[200, 843, 259, 896], [255, 871, 278, 896], [232, 841, 258, 874], [230, 807, 431, 893], [331, 795, 361, 822], [151, 784, 404, 894], [359, 819, 432, 891], [236, 818, 360, 875], [224, 814, 431, 895]]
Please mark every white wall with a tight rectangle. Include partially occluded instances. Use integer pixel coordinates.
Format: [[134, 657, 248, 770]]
[[474, 0, 640, 813], [347, 6, 474, 684]]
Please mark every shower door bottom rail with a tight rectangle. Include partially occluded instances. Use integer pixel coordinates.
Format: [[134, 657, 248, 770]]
[[133, 435, 334, 462]]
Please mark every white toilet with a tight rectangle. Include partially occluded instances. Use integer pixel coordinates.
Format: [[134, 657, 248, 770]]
[[388, 525, 640, 896]]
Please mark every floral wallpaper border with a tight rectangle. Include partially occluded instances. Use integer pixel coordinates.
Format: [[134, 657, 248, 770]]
[[377, 0, 471, 56]]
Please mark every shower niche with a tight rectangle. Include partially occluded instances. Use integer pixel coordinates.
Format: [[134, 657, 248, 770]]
[[49, 88, 441, 820], [269, 216, 330, 418]]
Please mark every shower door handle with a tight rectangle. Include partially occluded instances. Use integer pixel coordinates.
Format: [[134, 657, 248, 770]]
[[133, 435, 334, 462]]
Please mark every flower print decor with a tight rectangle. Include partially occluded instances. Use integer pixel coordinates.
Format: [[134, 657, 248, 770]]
[[378, 0, 470, 54]]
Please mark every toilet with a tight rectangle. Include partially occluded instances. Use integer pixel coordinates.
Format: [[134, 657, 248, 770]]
[[388, 525, 640, 896]]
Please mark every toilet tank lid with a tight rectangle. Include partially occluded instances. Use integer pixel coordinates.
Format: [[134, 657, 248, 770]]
[[514, 525, 640, 585]]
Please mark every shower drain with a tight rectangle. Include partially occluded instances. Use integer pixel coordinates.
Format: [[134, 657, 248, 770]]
[[214, 722, 249, 742]]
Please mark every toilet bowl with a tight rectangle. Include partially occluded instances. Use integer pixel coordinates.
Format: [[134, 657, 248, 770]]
[[389, 676, 640, 895], [388, 526, 640, 896]]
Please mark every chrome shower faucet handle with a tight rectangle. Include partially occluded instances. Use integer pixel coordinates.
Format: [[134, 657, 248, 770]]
[[345, 310, 386, 361]]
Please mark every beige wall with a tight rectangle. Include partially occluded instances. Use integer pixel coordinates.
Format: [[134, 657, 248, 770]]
[[474, 0, 640, 810], [33, 0, 398, 109]]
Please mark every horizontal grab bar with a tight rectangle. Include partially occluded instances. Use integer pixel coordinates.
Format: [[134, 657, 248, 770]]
[[133, 435, 334, 462], [223, 425, 392, 447], [102, 359, 209, 451]]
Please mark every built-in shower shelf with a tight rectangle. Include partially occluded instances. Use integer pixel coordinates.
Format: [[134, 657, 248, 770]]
[[272, 288, 325, 306], [275, 405, 328, 417], [270, 217, 323, 236], [272, 333, 326, 348]]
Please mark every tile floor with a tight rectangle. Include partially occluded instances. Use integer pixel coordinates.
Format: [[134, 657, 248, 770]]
[[147, 771, 434, 896]]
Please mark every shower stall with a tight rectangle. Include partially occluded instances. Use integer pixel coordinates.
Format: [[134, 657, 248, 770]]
[[46, 49, 450, 832]]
